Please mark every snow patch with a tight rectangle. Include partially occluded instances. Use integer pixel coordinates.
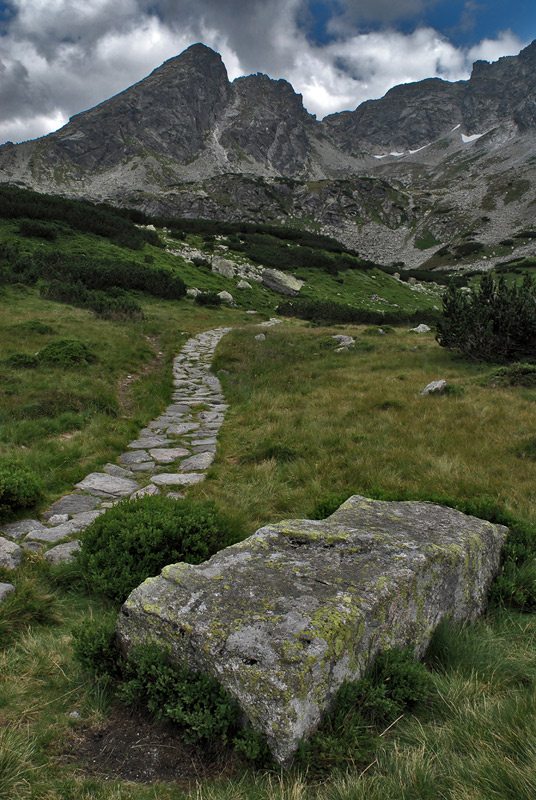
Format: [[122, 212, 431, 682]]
[[461, 132, 484, 143], [373, 152, 405, 159], [409, 144, 430, 154], [451, 124, 461, 132]]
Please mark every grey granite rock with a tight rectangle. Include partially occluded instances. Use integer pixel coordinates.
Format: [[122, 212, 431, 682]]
[[150, 473, 206, 486], [421, 379, 447, 395], [45, 540, 81, 565], [42, 495, 101, 519], [1, 519, 46, 540], [127, 437, 172, 450], [0, 583, 15, 603], [179, 452, 215, 471], [0, 537, 23, 570], [103, 463, 135, 478], [130, 462, 157, 472], [119, 450, 150, 466], [25, 522, 78, 544], [48, 514, 69, 526], [117, 495, 506, 766], [130, 484, 161, 499], [149, 447, 190, 464], [74, 473, 140, 498]]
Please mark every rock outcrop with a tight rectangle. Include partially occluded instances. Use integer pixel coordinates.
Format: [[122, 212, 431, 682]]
[[117, 495, 506, 765]]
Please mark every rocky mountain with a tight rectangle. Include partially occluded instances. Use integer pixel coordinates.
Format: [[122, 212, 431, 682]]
[[1, 41, 535, 269]]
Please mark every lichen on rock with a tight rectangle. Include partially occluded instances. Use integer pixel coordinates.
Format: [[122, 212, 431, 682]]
[[116, 495, 507, 765]]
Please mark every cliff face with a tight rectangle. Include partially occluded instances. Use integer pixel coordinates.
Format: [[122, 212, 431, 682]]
[[1, 41, 535, 269]]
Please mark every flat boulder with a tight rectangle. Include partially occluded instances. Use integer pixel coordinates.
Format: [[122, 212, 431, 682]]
[[117, 495, 506, 766], [74, 473, 139, 498], [262, 269, 304, 296]]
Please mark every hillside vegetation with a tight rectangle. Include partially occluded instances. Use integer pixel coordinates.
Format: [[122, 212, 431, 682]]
[[1, 189, 536, 799]]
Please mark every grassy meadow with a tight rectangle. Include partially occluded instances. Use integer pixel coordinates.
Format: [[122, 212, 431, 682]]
[[1, 192, 536, 799]]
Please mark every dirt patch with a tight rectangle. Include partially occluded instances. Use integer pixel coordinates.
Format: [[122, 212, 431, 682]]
[[63, 705, 241, 787], [118, 335, 165, 414]]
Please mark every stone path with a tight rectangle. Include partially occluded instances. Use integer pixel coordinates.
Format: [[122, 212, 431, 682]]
[[0, 328, 232, 576]]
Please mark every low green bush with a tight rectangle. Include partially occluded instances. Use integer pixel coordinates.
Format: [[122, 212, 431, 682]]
[[37, 339, 97, 367], [12, 320, 56, 335], [18, 218, 59, 241], [71, 613, 123, 680], [489, 363, 536, 387], [0, 570, 60, 647], [0, 460, 43, 521], [74, 496, 239, 603], [5, 353, 39, 369], [194, 291, 222, 306]]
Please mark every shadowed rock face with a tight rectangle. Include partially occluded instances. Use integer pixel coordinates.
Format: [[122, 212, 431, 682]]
[[47, 44, 233, 169], [116, 495, 506, 765]]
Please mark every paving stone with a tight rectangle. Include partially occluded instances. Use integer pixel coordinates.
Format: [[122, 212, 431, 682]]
[[0, 537, 23, 570], [103, 463, 135, 478], [45, 541, 81, 565], [69, 510, 105, 529], [42, 495, 101, 519], [127, 436, 172, 449], [25, 522, 78, 544], [130, 462, 156, 472], [75, 473, 140, 498], [149, 447, 190, 464], [0, 583, 15, 603], [188, 437, 218, 446], [150, 473, 206, 486], [165, 423, 200, 435], [179, 452, 215, 471], [1, 519, 47, 540], [48, 514, 69, 525], [192, 443, 217, 454], [119, 450, 149, 466]]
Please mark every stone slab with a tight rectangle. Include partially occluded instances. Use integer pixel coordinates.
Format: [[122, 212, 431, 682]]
[[179, 452, 215, 471], [130, 462, 156, 472], [127, 437, 172, 450], [1, 519, 46, 540], [74, 473, 140, 498], [45, 541, 81, 565], [149, 447, 190, 464], [42, 495, 101, 519], [150, 473, 206, 486], [117, 495, 507, 766], [103, 463, 135, 478], [130, 484, 161, 499], [48, 514, 69, 526], [165, 423, 200, 435], [119, 450, 149, 466], [25, 521, 78, 544]]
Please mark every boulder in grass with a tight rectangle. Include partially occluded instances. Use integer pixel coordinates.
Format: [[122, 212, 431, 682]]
[[117, 495, 506, 766], [421, 379, 447, 395]]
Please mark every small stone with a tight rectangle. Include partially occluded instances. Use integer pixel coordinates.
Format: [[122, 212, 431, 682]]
[[0, 537, 23, 570], [421, 379, 448, 395], [21, 541, 45, 553], [245, 310, 257, 315], [150, 473, 206, 487], [167, 492, 186, 500], [68, 710, 81, 719], [45, 541, 81, 565], [217, 291, 234, 305], [0, 583, 15, 603], [332, 335, 355, 348], [25, 522, 78, 544], [48, 514, 69, 526], [255, 333, 266, 342], [237, 280, 252, 289], [69, 510, 105, 529], [411, 324, 431, 333]]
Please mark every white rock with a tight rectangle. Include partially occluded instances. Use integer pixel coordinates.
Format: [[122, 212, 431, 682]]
[[421, 379, 447, 395], [411, 324, 431, 333], [0, 537, 23, 570]]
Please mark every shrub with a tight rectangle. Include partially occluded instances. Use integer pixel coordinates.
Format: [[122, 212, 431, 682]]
[[489, 362, 536, 387], [71, 613, 123, 680], [436, 273, 536, 362], [74, 496, 238, 603], [13, 320, 56, 335], [37, 339, 97, 367], [0, 461, 43, 521], [194, 291, 222, 306], [5, 353, 39, 369], [18, 218, 59, 241]]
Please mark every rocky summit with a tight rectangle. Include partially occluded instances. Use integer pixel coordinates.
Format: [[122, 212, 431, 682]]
[[117, 495, 507, 765], [1, 42, 536, 268]]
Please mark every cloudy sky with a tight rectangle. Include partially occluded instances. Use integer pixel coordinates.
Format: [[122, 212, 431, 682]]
[[0, 0, 534, 145]]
